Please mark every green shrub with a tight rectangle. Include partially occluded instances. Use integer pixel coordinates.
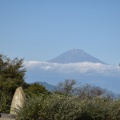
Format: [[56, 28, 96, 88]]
[[78, 98, 110, 120], [107, 100, 120, 120], [24, 82, 49, 96], [16, 94, 82, 120], [16, 93, 120, 120]]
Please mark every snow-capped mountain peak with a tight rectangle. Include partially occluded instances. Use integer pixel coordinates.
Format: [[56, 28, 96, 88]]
[[48, 49, 104, 64]]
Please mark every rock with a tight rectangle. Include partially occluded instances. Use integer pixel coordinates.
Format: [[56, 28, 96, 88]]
[[0, 118, 15, 120], [0, 113, 15, 118], [0, 113, 15, 120], [10, 87, 25, 115]]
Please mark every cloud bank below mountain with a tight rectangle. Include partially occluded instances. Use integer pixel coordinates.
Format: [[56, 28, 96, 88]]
[[24, 61, 120, 76]]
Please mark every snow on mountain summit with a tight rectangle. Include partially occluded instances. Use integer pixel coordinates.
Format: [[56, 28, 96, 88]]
[[48, 49, 105, 64]]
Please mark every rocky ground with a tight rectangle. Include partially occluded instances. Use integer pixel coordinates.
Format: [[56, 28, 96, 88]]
[[0, 113, 15, 120]]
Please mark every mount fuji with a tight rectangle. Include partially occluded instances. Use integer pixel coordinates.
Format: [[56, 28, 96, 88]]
[[48, 49, 104, 64], [25, 49, 120, 93]]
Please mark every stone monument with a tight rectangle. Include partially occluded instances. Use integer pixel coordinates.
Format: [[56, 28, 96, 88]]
[[10, 87, 25, 115]]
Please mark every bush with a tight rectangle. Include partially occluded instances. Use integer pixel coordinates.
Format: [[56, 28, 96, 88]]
[[15, 94, 82, 120], [78, 98, 110, 120], [24, 82, 50, 96], [16, 93, 120, 120]]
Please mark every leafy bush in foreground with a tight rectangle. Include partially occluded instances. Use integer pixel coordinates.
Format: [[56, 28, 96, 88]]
[[15, 93, 120, 120], [16, 94, 81, 120]]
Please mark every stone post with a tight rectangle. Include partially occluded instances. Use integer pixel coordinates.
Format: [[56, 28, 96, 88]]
[[10, 87, 25, 115]]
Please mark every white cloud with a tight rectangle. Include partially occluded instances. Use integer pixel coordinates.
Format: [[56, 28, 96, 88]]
[[24, 61, 120, 76]]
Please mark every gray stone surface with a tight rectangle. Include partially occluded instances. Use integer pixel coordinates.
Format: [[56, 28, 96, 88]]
[[10, 87, 25, 115], [0, 118, 15, 120], [0, 113, 15, 119]]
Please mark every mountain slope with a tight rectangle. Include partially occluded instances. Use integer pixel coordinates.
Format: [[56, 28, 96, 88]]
[[48, 49, 104, 64], [38, 81, 57, 91]]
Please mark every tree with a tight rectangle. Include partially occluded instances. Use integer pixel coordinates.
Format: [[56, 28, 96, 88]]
[[75, 84, 115, 100], [55, 79, 114, 100], [75, 84, 105, 100], [25, 82, 49, 96], [0, 54, 27, 113], [55, 79, 76, 95]]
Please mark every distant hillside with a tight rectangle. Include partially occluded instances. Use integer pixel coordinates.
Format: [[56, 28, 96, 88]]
[[38, 81, 57, 91], [48, 48, 104, 64]]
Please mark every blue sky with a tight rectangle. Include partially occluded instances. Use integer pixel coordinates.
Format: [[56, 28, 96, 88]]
[[0, 0, 120, 65]]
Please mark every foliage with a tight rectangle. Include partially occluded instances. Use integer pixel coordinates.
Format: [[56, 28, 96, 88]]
[[75, 84, 114, 100], [55, 79, 76, 95], [0, 54, 49, 113], [55, 79, 114, 100], [0, 54, 27, 113], [16, 80, 120, 120], [0, 55, 48, 113], [24, 82, 50, 96], [16, 93, 120, 120], [16, 94, 81, 120]]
